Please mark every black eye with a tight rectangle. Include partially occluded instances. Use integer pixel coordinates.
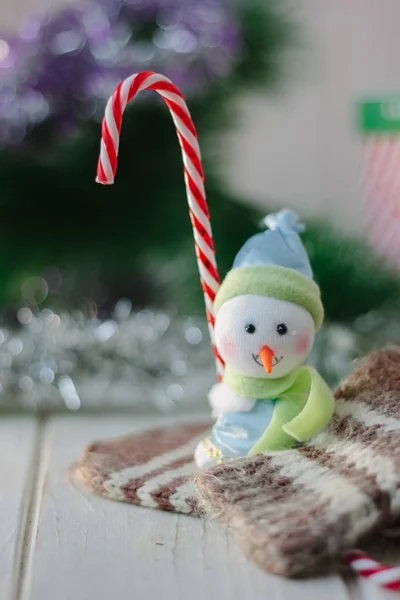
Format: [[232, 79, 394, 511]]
[[245, 323, 256, 334], [277, 323, 288, 336]]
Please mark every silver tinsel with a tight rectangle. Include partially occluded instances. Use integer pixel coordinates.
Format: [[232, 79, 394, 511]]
[[310, 310, 400, 387], [0, 300, 398, 412], [0, 299, 214, 412]]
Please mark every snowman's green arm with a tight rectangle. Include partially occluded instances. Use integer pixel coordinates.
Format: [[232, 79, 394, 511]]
[[248, 367, 335, 455]]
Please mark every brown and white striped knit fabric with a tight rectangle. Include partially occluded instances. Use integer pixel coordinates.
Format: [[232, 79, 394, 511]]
[[75, 421, 210, 514], [76, 347, 400, 576], [195, 347, 400, 576]]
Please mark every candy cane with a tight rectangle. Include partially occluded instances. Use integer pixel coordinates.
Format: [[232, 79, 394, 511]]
[[344, 550, 400, 591], [96, 71, 224, 379]]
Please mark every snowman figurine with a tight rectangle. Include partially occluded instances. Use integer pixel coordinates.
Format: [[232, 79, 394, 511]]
[[195, 209, 335, 469]]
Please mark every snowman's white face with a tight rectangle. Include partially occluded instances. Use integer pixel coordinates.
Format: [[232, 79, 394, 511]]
[[215, 294, 315, 379]]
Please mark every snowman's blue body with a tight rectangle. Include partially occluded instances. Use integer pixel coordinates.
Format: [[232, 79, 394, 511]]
[[211, 399, 276, 458]]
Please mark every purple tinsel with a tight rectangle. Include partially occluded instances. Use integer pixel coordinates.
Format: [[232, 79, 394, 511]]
[[0, 0, 241, 147]]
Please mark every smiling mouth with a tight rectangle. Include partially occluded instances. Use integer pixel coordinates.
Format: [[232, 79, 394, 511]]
[[252, 354, 283, 369]]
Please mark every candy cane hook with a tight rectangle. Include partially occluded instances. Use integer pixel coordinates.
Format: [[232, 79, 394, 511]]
[[96, 71, 224, 379]]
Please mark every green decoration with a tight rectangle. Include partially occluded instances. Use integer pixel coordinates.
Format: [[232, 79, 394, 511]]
[[359, 96, 400, 132]]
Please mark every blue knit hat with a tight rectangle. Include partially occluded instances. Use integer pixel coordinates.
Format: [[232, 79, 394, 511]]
[[215, 208, 323, 328], [232, 209, 313, 279]]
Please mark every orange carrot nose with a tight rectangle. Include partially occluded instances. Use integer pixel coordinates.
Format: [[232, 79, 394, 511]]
[[259, 345, 274, 374]]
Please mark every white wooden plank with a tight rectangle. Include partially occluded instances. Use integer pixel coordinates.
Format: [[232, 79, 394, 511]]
[[0, 417, 36, 600], [26, 414, 350, 600]]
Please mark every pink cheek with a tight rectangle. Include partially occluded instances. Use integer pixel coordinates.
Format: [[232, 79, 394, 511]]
[[220, 337, 237, 360], [295, 331, 311, 354]]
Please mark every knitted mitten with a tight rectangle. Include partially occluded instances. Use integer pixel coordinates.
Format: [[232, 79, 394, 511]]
[[195, 347, 400, 576], [75, 421, 209, 513]]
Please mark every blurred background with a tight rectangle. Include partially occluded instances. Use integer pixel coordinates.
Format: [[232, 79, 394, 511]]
[[1, 0, 400, 413]]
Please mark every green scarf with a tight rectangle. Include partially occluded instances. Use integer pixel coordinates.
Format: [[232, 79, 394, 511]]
[[223, 365, 335, 454]]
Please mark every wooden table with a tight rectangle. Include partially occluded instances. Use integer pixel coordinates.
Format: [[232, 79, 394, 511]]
[[1, 413, 396, 600]]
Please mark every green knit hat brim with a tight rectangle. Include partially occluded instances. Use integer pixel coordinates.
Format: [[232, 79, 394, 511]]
[[214, 265, 324, 330]]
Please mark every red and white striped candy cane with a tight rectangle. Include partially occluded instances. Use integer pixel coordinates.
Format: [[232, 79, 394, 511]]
[[96, 71, 224, 379], [344, 550, 400, 591]]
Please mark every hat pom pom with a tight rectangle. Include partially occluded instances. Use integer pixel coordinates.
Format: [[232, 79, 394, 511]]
[[263, 209, 305, 234], [232, 206, 313, 278]]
